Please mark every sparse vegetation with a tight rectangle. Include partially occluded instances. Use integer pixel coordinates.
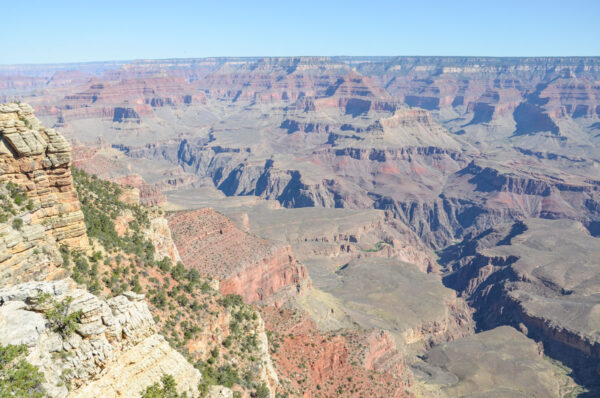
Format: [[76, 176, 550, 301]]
[[11, 218, 23, 230], [255, 383, 270, 398], [140, 374, 186, 398], [0, 181, 33, 227], [73, 167, 153, 256], [70, 168, 267, 396], [37, 293, 83, 338], [360, 241, 390, 253], [0, 344, 45, 397]]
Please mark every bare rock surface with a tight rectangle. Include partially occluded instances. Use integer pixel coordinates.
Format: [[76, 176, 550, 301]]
[[0, 103, 88, 286], [326, 258, 474, 353], [0, 279, 201, 398]]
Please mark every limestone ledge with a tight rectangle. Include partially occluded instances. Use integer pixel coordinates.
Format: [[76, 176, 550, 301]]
[[0, 279, 202, 398]]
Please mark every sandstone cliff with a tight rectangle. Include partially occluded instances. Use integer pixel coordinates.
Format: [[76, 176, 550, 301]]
[[0, 103, 88, 286]]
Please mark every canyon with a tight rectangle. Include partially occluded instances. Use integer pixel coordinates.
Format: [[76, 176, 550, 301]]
[[0, 55, 599, 397]]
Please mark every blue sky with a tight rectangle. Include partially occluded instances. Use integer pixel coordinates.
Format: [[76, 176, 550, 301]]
[[2, 0, 599, 64]]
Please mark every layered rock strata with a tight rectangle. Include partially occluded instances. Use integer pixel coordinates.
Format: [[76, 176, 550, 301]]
[[0, 280, 201, 398], [0, 103, 87, 247], [0, 103, 87, 286], [168, 207, 309, 303], [441, 218, 600, 387]]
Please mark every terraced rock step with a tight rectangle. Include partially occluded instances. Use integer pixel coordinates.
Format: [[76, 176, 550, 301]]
[[441, 218, 600, 390]]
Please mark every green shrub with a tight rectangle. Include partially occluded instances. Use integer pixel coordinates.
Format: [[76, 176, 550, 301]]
[[216, 365, 238, 388], [12, 218, 23, 230], [171, 262, 186, 281], [218, 294, 244, 308], [140, 374, 185, 398], [255, 383, 270, 398], [37, 293, 83, 338], [157, 257, 172, 272], [222, 336, 233, 348], [0, 344, 45, 397]]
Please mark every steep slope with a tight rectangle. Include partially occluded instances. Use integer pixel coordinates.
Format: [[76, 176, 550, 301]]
[[0, 103, 203, 397], [70, 168, 279, 397], [168, 207, 310, 304], [261, 307, 413, 398]]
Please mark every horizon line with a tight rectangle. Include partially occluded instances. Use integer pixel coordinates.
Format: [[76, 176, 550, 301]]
[[1, 55, 600, 67]]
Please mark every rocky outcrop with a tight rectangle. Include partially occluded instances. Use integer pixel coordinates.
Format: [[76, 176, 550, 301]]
[[113, 174, 168, 207], [168, 207, 309, 303], [0, 103, 87, 246], [362, 330, 409, 379], [0, 217, 65, 286], [0, 280, 201, 398], [0, 103, 88, 285], [144, 216, 182, 263]]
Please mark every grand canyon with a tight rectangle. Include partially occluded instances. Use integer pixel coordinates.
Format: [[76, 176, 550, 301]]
[[0, 54, 598, 397]]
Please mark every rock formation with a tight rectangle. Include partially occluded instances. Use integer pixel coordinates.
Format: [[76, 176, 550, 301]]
[[168, 207, 309, 304], [3, 55, 600, 395], [0, 103, 87, 286], [441, 218, 600, 388], [0, 280, 201, 397], [0, 104, 206, 398]]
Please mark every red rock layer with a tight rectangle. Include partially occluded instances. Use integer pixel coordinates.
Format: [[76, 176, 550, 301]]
[[168, 208, 309, 303], [261, 307, 413, 398], [113, 174, 167, 207]]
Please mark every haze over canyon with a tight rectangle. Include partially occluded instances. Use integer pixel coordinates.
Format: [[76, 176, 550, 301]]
[[0, 55, 598, 397]]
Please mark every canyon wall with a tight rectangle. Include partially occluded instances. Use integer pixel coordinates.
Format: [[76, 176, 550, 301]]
[[0, 103, 87, 286], [168, 207, 309, 304]]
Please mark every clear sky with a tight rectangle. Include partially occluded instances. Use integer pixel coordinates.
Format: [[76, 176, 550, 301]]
[[2, 0, 599, 64]]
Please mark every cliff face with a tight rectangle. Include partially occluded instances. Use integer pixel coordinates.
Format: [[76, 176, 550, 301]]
[[0, 280, 201, 398], [0, 103, 87, 286], [168, 208, 310, 304], [0, 103, 87, 247]]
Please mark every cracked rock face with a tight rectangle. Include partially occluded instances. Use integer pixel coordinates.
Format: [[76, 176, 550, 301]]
[[0, 103, 88, 286], [0, 280, 201, 398]]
